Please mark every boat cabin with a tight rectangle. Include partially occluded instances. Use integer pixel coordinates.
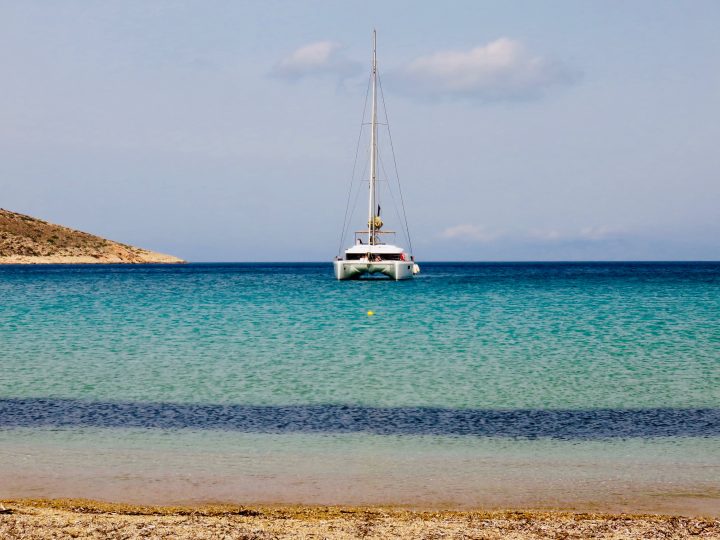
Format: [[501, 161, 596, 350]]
[[343, 245, 407, 261], [341, 231, 409, 261]]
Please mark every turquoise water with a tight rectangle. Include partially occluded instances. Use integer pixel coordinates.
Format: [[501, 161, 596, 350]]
[[1, 262, 719, 511], [2, 262, 719, 408]]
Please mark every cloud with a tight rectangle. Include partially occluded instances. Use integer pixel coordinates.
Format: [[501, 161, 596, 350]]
[[440, 225, 624, 245], [396, 38, 579, 101], [529, 226, 624, 242], [271, 41, 361, 81], [439, 224, 500, 242], [527, 228, 563, 241], [578, 226, 622, 241]]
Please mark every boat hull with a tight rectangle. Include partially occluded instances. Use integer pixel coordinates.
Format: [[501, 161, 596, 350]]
[[334, 260, 414, 280]]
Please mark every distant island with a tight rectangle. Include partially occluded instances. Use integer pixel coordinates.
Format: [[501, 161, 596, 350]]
[[0, 208, 184, 264]]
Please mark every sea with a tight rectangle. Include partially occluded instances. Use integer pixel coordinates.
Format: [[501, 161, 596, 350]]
[[1, 262, 719, 514]]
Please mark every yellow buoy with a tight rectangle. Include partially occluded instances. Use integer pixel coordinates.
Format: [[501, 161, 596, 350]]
[[367, 310, 375, 316]]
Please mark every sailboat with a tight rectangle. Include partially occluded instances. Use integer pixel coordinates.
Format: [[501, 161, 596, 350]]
[[334, 31, 420, 280]]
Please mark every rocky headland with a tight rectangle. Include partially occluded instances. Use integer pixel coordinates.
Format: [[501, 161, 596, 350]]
[[0, 208, 184, 264]]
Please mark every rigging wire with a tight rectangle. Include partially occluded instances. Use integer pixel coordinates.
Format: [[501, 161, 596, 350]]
[[377, 72, 415, 257], [378, 152, 411, 250], [337, 75, 372, 256], [344, 145, 371, 247]]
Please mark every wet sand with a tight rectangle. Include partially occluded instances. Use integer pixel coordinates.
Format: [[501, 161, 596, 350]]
[[1, 499, 719, 539]]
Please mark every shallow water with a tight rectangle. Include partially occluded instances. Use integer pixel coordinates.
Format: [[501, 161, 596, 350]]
[[1, 263, 719, 513]]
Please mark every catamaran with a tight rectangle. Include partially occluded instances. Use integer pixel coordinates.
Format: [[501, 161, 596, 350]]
[[334, 31, 419, 280]]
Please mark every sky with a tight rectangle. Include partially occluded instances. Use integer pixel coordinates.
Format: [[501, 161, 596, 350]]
[[1, 0, 719, 261]]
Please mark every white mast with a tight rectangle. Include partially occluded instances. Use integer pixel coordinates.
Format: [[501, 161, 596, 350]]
[[367, 29, 378, 245]]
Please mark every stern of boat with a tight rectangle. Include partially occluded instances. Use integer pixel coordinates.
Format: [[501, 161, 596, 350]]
[[334, 260, 414, 280]]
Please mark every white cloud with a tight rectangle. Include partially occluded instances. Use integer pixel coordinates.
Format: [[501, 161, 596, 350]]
[[440, 225, 623, 244], [439, 224, 500, 242], [397, 38, 579, 101], [578, 226, 622, 240], [528, 228, 563, 241], [528, 226, 624, 242], [271, 41, 361, 81]]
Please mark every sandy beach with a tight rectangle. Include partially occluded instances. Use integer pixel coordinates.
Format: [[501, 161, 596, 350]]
[[1, 499, 719, 539]]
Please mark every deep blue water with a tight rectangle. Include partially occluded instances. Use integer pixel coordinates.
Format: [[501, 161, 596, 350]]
[[2, 398, 719, 439]]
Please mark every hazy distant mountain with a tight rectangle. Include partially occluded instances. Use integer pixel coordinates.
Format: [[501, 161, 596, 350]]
[[0, 208, 184, 264]]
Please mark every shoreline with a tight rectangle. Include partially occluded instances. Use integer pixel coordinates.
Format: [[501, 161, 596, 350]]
[[1, 499, 719, 539]]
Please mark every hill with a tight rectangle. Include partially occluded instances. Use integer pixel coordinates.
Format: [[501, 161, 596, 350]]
[[0, 208, 184, 264]]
